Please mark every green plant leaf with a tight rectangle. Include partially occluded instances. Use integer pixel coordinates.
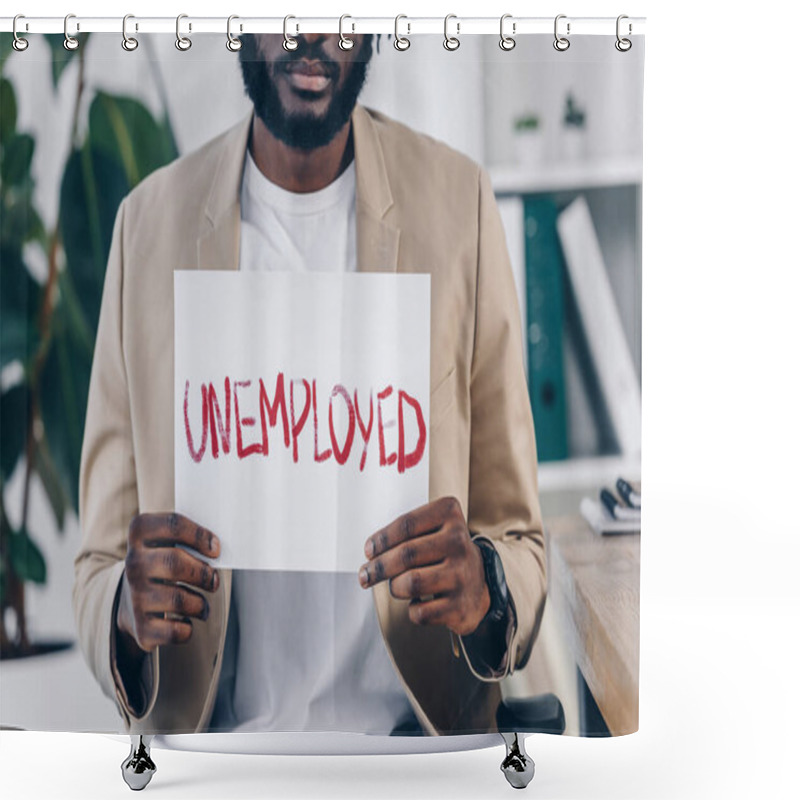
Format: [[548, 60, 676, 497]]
[[1, 131, 34, 186], [44, 34, 88, 90], [2, 185, 46, 250], [88, 93, 177, 188], [0, 76, 17, 145], [55, 267, 94, 358], [38, 299, 93, 513], [59, 145, 129, 335], [0, 383, 29, 480], [161, 113, 179, 165], [1, 34, 15, 76], [0, 245, 41, 369], [33, 436, 68, 531], [0, 315, 31, 370], [8, 526, 47, 584]]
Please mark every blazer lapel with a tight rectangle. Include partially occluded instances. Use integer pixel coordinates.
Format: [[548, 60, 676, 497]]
[[352, 105, 400, 273], [196, 112, 252, 272]]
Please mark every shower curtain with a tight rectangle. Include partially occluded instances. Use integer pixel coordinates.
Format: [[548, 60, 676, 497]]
[[0, 19, 644, 743]]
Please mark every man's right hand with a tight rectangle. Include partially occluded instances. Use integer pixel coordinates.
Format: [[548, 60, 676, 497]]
[[116, 512, 221, 655]]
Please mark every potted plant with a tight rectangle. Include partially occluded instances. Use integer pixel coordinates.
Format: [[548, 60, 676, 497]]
[[0, 33, 177, 659], [562, 92, 587, 161], [513, 112, 545, 167]]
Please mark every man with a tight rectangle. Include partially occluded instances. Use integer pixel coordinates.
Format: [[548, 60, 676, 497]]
[[73, 32, 547, 737]]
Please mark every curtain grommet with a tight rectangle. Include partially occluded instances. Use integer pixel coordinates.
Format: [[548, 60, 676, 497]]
[[12, 15, 29, 51], [444, 14, 460, 51], [554, 14, 570, 52], [283, 15, 298, 52], [499, 14, 516, 51], [394, 14, 410, 51], [615, 15, 633, 52], [122, 14, 138, 52], [63, 13, 79, 51], [339, 15, 355, 51], [175, 13, 192, 51], [226, 15, 242, 52]]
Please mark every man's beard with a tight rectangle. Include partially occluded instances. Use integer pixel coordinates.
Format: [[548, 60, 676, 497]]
[[238, 34, 373, 151]]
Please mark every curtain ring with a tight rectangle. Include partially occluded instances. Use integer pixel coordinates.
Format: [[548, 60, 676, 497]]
[[553, 14, 570, 51], [122, 14, 138, 51], [615, 14, 632, 52], [12, 15, 29, 52], [394, 14, 410, 51], [443, 14, 460, 51], [339, 15, 355, 51], [499, 14, 516, 51], [283, 15, 298, 51], [227, 15, 242, 52], [64, 13, 79, 51], [175, 14, 192, 51]]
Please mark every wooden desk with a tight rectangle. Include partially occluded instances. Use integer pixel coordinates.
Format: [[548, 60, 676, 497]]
[[545, 514, 640, 736]]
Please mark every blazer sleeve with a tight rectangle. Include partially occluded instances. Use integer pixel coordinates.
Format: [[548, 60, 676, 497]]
[[457, 166, 548, 682], [72, 196, 161, 730]]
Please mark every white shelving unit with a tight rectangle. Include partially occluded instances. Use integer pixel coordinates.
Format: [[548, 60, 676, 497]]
[[491, 154, 643, 491], [490, 157, 643, 196], [538, 454, 641, 493]]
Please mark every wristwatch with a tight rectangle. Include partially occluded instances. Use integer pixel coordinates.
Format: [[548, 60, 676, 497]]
[[474, 538, 509, 624]]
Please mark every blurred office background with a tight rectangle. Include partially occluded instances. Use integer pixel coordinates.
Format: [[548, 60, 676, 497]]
[[1, 33, 642, 735]]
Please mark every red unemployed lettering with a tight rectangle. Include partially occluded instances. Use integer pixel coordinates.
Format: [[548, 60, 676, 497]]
[[182, 373, 426, 474]]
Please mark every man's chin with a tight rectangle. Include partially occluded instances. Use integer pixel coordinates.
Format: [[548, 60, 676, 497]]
[[286, 90, 332, 109], [277, 85, 333, 119]]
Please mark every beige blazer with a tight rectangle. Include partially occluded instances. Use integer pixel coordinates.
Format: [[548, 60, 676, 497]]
[[73, 104, 547, 737]]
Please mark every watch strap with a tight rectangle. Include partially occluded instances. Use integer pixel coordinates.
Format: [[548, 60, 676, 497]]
[[475, 538, 509, 623]]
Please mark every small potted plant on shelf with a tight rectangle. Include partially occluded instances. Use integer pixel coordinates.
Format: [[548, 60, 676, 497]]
[[513, 112, 544, 167], [562, 92, 587, 161]]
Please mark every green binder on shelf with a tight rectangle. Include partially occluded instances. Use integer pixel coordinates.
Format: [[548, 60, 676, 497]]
[[524, 196, 569, 462]]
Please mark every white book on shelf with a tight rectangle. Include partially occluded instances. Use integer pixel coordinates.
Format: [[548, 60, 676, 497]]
[[556, 196, 641, 457]]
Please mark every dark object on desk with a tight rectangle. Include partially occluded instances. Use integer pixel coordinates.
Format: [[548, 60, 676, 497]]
[[580, 497, 640, 535], [581, 476, 641, 535], [600, 488, 640, 522], [616, 477, 641, 509], [496, 693, 566, 735]]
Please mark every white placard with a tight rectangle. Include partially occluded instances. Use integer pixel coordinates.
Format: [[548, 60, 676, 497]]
[[174, 271, 430, 573]]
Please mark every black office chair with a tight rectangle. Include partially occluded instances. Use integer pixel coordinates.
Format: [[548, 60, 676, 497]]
[[497, 692, 566, 734], [496, 693, 566, 789]]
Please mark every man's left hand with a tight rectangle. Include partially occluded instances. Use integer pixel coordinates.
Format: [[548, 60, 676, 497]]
[[359, 496, 490, 637]]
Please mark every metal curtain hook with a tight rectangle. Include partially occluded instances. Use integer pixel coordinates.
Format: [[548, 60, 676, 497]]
[[394, 14, 410, 51], [227, 15, 242, 52], [444, 14, 460, 51], [554, 14, 570, 51], [283, 15, 298, 51], [175, 14, 192, 51], [64, 13, 79, 51], [122, 14, 138, 51], [615, 14, 632, 52], [500, 14, 516, 51], [12, 14, 29, 51], [339, 14, 355, 50]]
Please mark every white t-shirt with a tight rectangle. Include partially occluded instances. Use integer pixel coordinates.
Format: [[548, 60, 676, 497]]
[[209, 149, 415, 734]]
